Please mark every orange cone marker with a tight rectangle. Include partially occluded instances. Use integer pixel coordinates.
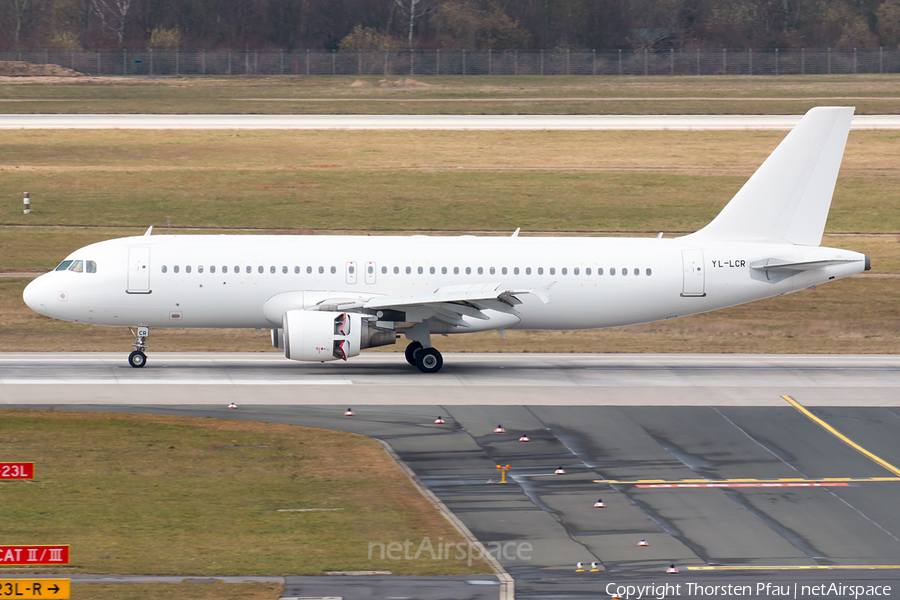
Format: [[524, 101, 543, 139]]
[[434, 416, 445, 424], [519, 433, 531, 442], [666, 564, 678, 574], [227, 402, 237, 409], [344, 408, 354, 416], [638, 539, 649, 547], [611, 594, 622, 599], [590, 561, 600, 572], [554, 466, 566, 474], [494, 424, 505, 433], [594, 498, 605, 508], [575, 561, 584, 572]]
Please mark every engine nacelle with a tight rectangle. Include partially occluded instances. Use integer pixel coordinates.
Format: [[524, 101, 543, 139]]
[[282, 310, 395, 362], [271, 328, 284, 350]]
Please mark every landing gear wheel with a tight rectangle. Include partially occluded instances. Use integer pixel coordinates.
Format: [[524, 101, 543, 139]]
[[128, 350, 147, 368], [415, 348, 443, 373], [405, 341, 423, 366]]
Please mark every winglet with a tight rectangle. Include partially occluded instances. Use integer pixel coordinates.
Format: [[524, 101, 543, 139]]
[[144, 226, 153, 236]]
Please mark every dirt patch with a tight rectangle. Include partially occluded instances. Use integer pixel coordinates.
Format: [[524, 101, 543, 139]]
[[350, 79, 368, 87], [0, 61, 85, 77], [378, 77, 431, 87]]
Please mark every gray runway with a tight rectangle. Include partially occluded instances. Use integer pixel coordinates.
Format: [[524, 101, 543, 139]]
[[1, 114, 900, 130], [4, 353, 900, 599]]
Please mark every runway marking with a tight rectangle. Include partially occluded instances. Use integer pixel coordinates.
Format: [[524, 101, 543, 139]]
[[689, 565, 900, 571], [783, 395, 900, 477], [0, 379, 351, 386], [595, 477, 900, 485]]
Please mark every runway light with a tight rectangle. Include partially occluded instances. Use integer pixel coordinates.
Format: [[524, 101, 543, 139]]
[[638, 539, 649, 547], [554, 466, 566, 474], [518, 433, 530, 442], [590, 561, 600, 572], [434, 416, 445, 424], [667, 564, 679, 574], [575, 561, 584, 572], [494, 424, 505, 433], [227, 402, 237, 409], [594, 498, 605, 508], [344, 408, 354, 416]]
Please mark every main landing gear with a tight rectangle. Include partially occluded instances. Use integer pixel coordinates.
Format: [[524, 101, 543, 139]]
[[404, 341, 443, 374], [129, 326, 149, 368]]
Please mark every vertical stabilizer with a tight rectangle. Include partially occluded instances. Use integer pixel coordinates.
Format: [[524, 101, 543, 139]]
[[684, 107, 854, 246]]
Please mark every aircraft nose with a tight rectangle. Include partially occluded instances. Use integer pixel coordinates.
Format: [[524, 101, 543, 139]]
[[23, 275, 49, 313]]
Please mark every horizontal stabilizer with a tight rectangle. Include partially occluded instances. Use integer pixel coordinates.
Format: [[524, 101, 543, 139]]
[[751, 259, 859, 272]]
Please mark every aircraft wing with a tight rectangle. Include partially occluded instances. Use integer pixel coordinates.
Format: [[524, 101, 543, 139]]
[[332, 282, 552, 327]]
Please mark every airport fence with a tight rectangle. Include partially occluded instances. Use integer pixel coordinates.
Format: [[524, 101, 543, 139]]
[[3, 47, 900, 77]]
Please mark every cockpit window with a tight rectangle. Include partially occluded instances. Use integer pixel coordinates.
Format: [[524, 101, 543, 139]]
[[55, 260, 73, 271], [68, 260, 84, 273], [86, 261, 97, 273]]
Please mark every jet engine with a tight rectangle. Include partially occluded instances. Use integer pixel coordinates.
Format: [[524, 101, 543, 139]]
[[282, 310, 395, 362]]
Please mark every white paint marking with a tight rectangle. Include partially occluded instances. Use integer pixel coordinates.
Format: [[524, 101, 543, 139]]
[[0, 379, 351, 386]]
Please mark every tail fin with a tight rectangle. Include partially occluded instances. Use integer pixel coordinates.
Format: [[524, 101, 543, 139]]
[[684, 107, 854, 246]]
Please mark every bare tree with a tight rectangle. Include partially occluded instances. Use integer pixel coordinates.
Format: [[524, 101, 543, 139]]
[[391, 0, 436, 47], [89, 0, 132, 44]]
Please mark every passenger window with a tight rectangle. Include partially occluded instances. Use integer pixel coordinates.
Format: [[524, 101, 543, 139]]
[[418, 266, 423, 274], [233, 266, 239, 273], [622, 268, 628, 276], [258, 266, 264, 274], [161, 265, 168, 273], [514, 267, 519, 275], [68, 260, 84, 273], [186, 266, 192, 274], [610, 268, 616, 275], [198, 266, 204, 273], [406, 266, 411, 274], [478, 267, 483, 275], [646, 268, 652, 276], [429, 267, 435, 274], [561, 268, 567, 275], [307, 266, 313, 274], [319, 266, 324, 274], [634, 268, 639, 276], [394, 266, 399, 274], [295, 266, 300, 274], [526, 267, 532, 275], [585, 268, 591, 275], [330, 266, 336, 274], [282, 266, 288, 274], [246, 266, 252, 274], [538, 267, 543, 275], [55, 260, 73, 271], [381, 266, 387, 274], [210, 266, 216, 273], [454, 267, 459, 274], [441, 267, 447, 274], [86, 261, 97, 273], [549, 267, 556, 275], [222, 266, 228, 273], [174, 265, 180, 273], [490, 267, 495, 275], [349, 265, 355, 274], [270, 266, 276, 274], [466, 267, 471, 274], [368, 265, 374, 274], [598, 268, 604, 275]]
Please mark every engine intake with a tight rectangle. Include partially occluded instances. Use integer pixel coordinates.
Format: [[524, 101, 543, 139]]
[[282, 310, 394, 362]]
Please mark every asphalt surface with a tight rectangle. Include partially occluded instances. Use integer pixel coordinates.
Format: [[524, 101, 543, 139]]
[[3, 353, 900, 599], [1, 114, 899, 130]]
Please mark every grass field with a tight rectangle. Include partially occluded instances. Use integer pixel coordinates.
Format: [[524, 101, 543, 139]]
[[1, 126, 896, 354], [1, 74, 900, 114], [69, 583, 281, 600], [0, 410, 488, 577]]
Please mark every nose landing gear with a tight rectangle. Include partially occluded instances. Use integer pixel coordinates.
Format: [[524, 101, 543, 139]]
[[129, 326, 149, 368]]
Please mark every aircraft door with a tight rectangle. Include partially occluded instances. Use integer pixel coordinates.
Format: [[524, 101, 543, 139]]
[[346, 261, 358, 285], [681, 249, 705, 297], [365, 261, 376, 284], [127, 246, 152, 294]]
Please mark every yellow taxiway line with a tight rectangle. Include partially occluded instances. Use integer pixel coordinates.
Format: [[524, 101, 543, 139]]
[[689, 565, 900, 571], [782, 395, 900, 477]]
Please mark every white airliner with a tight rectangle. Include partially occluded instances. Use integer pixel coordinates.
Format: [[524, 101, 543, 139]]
[[23, 107, 869, 373]]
